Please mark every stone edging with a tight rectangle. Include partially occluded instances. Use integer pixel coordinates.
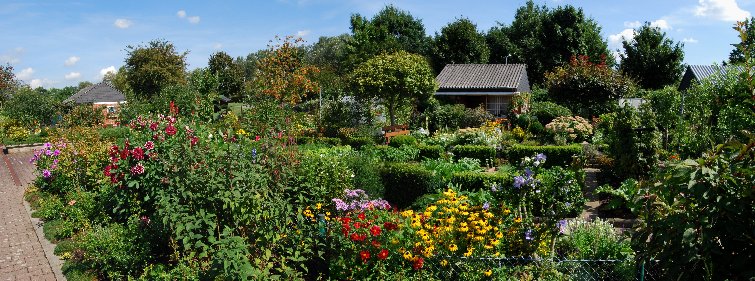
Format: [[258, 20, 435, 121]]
[[23, 199, 67, 281]]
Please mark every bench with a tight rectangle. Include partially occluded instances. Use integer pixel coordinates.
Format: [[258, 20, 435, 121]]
[[383, 125, 410, 144]]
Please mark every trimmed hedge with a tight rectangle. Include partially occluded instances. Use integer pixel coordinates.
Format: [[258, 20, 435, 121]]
[[507, 144, 582, 167], [453, 145, 496, 166], [417, 144, 444, 160], [450, 171, 513, 191], [344, 136, 374, 149], [380, 163, 439, 209], [388, 135, 417, 148], [296, 137, 342, 146]]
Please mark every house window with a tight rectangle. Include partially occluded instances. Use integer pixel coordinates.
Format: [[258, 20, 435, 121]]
[[107, 106, 116, 114], [486, 96, 510, 117]]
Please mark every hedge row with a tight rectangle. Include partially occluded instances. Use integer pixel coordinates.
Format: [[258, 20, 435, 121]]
[[507, 144, 582, 167], [453, 145, 496, 166], [380, 163, 440, 209], [417, 144, 444, 160], [450, 171, 513, 191]]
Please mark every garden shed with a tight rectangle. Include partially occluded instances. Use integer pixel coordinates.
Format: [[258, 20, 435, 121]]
[[435, 64, 530, 117], [64, 82, 126, 126]]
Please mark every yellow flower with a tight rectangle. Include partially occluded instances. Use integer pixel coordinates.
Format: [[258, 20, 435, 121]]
[[448, 244, 458, 252], [459, 226, 469, 232], [496, 232, 503, 239], [391, 238, 399, 245], [315, 203, 322, 210], [440, 259, 449, 267], [514, 217, 522, 223], [491, 239, 500, 246], [484, 269, 492, 277], [464, 247, 474, 257], [426, 205, 437, 212], [446, 216, 456, 224], [403, 251, 413, 260], [504, 209, 511, 215]]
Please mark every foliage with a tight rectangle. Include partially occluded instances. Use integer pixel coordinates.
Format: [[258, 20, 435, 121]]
[[208, 51, 245, 102], [254, 36, 320, 104], [61, 105, 104, 128], [417, 144, 444, 160], [0, 64, 18, 105], [98, 126, 130, 141], [641, 87, 681, 150], [453, 145, 496, 167], [450, 171, 511, 192], [486, 1, 613, 85], [528, 166, 585, 218], [729, 17, 755, 64], [364, 145, 419, 162], [380, 163, 439, 208], [388, 134, 417, 147], [431, 17, 489, 72], [529, 101, 572, 125], [421, 103, 493, 132], [73, 222, 152, 280], [347, 5, 430, 68], [124, 39, 187, 100], [507, 144, 582, 167], [556, 219, 634, 280], [595, 179, 641, 213], [513, 114, 545, 136], [2, 87, 58, 128], [632, 138, 755, 280], [544, 116, 593, 145], [602, 105, 660, 180], [350, 50, 438, 126], [422, 157, 483, 184], [320, 96, 373, 137], [545, 55, 635, 117], [620, 22, 685, 90], [295, 147, 356, 205], [344, 136, 374, 149]]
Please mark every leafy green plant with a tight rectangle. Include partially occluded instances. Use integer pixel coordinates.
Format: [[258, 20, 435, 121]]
[[364, 145, 419, 162], [422, 157, 483, 184], [556, 219, 634, 280], [506, 144, 582, 167], [417, 144, 444, 159], [529, 101, 573, 125], [450, 171, 512, 191], [380, 163, 439, 208], [453, 145, 496, 167], [388, 134, 417, 147]]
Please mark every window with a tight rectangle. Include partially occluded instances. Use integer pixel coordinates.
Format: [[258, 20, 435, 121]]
[[486, 96, 510, 117], [107, 106, 116, 114]]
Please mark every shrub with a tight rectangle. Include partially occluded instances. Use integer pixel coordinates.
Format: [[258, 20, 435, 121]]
[[380, 163, 438, 209], [296, 147, 355, 203], [556, 219, 634, 279], [514, 114, 544, 135], [422, 157, 482, 184], [99, 126, 130, 141], [316, 137, 342, 146], [74, 222, 151, 279], [453, 145, 495, 166], [507, 145, 582, 167], [344, 136, 374, 149], [602, 105, 660, 180], [417, 144, 444, 160], [364, 145, 419, 162], [544, 116, 593, 145], [423, 104, 493, 132], [529, 101, 572, 125], [61, 105, 104, 128], [450, 171, 512, 191], [343, 152, 384, 198], [388, 134, 417, 147], [529, 166, 585, 217]]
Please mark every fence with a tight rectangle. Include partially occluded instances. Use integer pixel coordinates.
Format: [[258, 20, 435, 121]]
[[420, 256, 659, 281]]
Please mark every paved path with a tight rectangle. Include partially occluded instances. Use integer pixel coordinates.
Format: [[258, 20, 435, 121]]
[[0, 151, 61, 281]]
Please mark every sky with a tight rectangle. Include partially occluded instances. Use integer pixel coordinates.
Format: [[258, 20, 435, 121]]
[[1, 0, 753, 89]]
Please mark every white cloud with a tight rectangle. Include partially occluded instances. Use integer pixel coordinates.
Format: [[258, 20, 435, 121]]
[[64, 56, 80, 66], [651, 19, 672, 30], [177, 10, 186, 18], [114, 18, 132, 29], [213, 43, 223, 50], [64, 72, 81, 80], [683, 37, 700, 43], [0, 47, 25, 64], [609, 29, 635, 45], [29, 78, 53, 89], [694, 0, 751, 22], [187, 16, 200, 24], [296, 30, 311, 37], [16, 67, 34, 80], [99, 66, 116, 77], [624, 21, 642, 28]]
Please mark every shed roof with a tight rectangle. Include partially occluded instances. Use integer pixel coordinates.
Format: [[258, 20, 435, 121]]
[[436, 64, 530, 93], [678, 65, 743, 91], [65, 83, 126, 104]]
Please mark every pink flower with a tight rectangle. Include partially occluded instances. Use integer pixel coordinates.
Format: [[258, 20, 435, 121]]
[[132, 147, 145, 160], [130, 163, 145, 175], [165, 125, 177, 136], [144, 141, 155, 150]]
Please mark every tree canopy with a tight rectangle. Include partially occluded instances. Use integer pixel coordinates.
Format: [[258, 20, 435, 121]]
[[350, 51, 437, 126], [620, 22, 685, 90], [124, 39, 187, 100], [729, 17, 755, 64], [431, 18, 490, 73], [254, 36, 320, 104], [347, 5, 430, 68], [208, 51, 245, 101]]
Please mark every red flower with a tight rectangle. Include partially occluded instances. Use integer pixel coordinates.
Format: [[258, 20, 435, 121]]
[[190, 136, 199, 146], [109, 145, 119, 157], [370, 225, 381, 236], [371, 240, 381, 248], [120, 149, 130, 160], [255, 135, 260, 141], [358, 213, 366, 220], [165, 124, 177, 136], [383, 222, 398, 231], [130, 163, 145, 175], [359, 250, 370, 263], [377, 249, 389, 260], [104, 165, 113, 177], [412, 257, 424, 270], [132, 147, 144, 160], [350, 233, 366, 242], [144, 141, 155, 150], [340, 217, 351, 225], [353, 222, 361, 229], [149, 122, 158, 131]]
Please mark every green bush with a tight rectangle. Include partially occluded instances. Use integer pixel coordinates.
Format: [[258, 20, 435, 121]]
[[421, 103, 494, 132], [380, 163, 439, 209], [529, 101, 572, 125], [75, 222, 151, 279], [61, 105, 105, 128], [450, 171, 512, 191], [296, 148, 355, 203], [344, 136, 374, 149], [422, 157, 483, 184], [344, 151, 384, 198], [316, 137, 342, 146], [99, 126, 130, 141], [453, 145, 495, 166], [507, 145, 582, 167], [514, 114, 545, 135], [556, 219, 634, 279], [388, 134, 417, 147], [417, 144, 444, 159], [364, 145, 419, 162]]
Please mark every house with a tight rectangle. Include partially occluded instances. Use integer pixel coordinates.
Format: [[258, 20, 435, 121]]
[[64, 82, 126, 126], [435, 64, 530, 117], [678, 65, 743, 92]]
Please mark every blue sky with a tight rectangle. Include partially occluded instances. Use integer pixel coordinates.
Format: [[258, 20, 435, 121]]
[[1, 0, 753, 88]]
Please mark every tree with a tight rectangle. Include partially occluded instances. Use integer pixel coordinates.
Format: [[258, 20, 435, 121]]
[[431, 18, 489, 73], [620, 23, 685, 90], [124, 39, 187, 100], [347, 5, 430, 68], [487, 1, 612, 85], [728, 17, 755, 64], [2, 87, 58, 128], [0, 64, 18, 106], [208, 51, 244, 101], [350, 51, 437, 126], [303, 34, 352, 97], [545, 55, 635, 117], [102, 66, 131, 94], [254, 36, 320, 104]]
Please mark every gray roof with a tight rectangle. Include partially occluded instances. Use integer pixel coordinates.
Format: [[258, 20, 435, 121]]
[[65, 83, 126, 104], [678, 65, 742, 91], [436, 64, 530, 93]]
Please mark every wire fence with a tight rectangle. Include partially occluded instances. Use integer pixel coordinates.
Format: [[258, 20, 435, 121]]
[[421, 256, 660, 281]]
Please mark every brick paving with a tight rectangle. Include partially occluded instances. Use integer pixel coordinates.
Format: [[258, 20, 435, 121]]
[[0, 151, 59, 281]]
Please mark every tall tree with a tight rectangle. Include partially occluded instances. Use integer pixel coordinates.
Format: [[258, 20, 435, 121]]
[[303, 34, 352, 96], [208, 51, 245, 101], [254, 36, 320, 104], [431, 18, 490, 73], [0, 64, 18, 106], [620, 22, 685, 90], [124, 39, 187, 100], [350, 51, 437, 126], [487, 1, 612, 85], [347, 5, 430, 68], [729, 17, 755, 64]]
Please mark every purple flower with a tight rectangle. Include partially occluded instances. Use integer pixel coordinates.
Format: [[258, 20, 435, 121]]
[[252, 148, 257, 158], [513, 176, 526, 188], [524, 229, 534, 241], [524, 168, 533, 178], [42, 169, 51, 179], [482, 202, 490, 211], [557, 220, 568, 234], [345, 189, 366, 199], [491, 183, 499, 192], [53, 149, 60, 157], [45, 149, 53, 156], [43, 142, 52, 149], [535, 153, 546, 162], [332, 198, 348, 211]]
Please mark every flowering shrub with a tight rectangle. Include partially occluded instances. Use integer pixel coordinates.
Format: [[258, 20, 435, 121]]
[[545, 116, 593, 144]]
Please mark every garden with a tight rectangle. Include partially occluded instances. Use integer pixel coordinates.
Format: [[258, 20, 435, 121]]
[[1, 3, 753, 281]]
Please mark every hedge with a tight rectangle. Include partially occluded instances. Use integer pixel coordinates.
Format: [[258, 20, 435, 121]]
[[380, 163, 439, 209], [388, 135, 417, 148], [344, 136, 374, 150], [417, 144, 444, 160], [507, 144, 582, 167], [453, 145, 496, 166], [450, 171, 513, 191]]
